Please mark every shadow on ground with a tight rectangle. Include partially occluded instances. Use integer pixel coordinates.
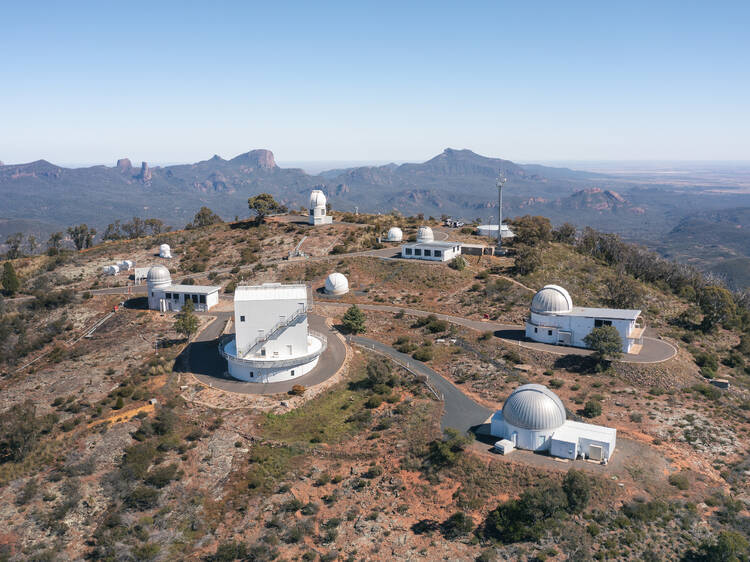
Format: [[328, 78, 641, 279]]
[[123, 297, 149, 310]]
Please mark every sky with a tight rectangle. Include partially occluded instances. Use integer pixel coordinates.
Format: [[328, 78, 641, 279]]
[[1, 0, 749, 166]]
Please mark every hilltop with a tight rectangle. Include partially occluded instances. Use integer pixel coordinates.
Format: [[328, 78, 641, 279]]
[[0, 211, 748, 560]]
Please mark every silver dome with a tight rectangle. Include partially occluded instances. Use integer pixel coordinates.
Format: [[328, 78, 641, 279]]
[[502, 383, 566, 430], [309, 189, 327, 209], [324, 272, 349, 295], [416, 226, 434, 242], [530, 284, 573, 314], [146, 265, 171, 285], [386, 227, 403, 242]]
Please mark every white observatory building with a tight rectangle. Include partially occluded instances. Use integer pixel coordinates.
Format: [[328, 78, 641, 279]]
[[220, 283, 327, 383], [491, 384, 616, 462], [525, 285, 644, 353], [309, 190, 332, 225], [416, 226, 434, 243], [145, 265, 220, 312], [159, 244, 172, 259], [324, 272, 349, 295], [386, 227, 403, 242]]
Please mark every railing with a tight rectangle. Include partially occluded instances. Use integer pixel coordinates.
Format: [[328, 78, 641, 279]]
[[220, 330, 327, 368], [240, 305, 307, 356]]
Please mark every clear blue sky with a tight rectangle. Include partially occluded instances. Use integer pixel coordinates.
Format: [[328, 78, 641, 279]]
[[1, 0, 748, 165]]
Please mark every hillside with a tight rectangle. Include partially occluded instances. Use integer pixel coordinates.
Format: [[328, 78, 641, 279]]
[[0, 213, 748, 560]]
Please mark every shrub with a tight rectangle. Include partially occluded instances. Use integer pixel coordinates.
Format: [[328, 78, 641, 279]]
[[449, 256, 467, 271], [364, 465, 383, 479], [365, 396, 383, 409], [583, 400, 602, 418], [125, 486, 160, 510], [441, 511, 475, 539], [629, 412, 643, 423], [668, 472, 690, 491], [548, 379, 564, 389], [412, 347, 433, 362], [289, 385, 306, 396]]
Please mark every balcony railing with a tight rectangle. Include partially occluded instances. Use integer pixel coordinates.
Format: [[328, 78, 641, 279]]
[[220, 330, 327, 368]]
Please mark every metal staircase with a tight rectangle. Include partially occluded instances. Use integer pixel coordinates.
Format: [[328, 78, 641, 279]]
[[241, 305, 307, 357]]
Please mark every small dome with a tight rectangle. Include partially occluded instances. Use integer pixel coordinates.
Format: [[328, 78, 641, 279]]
[[387, 227, 403, 242], [502, 384, 566, 430], [531, 284, 573, 314], [416, 226, 434, 242], [310, 189, 327, 209], [159, 243, 172, 258], [324, 272, 349, 295], [146, 265, 171, 285]]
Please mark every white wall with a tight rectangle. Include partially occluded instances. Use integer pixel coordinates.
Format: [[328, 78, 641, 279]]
[[234, 297, 308, 357], [227, 355, 319, 383], [309, 206, 332, 225], [400, 244, 461, 262], [526, 312, 635, 352], [150, 288, 219, 312]]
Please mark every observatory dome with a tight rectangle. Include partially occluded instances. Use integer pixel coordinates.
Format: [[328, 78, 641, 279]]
[[530, 285, 573, 314], [159, 243, 172, 258], [416, 226, 434, 243], [324, 272, 349, 295], [146, 265, 171, 286], [502, 384, 566, 431], [386, 227, 403, 242], [310, 190, 327, 209]]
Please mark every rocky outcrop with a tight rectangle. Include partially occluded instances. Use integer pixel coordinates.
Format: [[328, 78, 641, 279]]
[[230, 149, 276, 170], [138, 161, 152, 184], [116, 158, 132, 172]]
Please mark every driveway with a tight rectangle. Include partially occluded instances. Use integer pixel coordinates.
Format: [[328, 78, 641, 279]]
[[348, 335, 492, 432]]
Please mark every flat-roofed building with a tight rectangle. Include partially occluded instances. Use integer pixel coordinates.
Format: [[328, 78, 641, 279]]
[[400, 241, 461, 262]]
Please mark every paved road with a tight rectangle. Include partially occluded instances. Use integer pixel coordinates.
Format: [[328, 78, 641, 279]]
[[185, 313, 346, 395], [349, 335, 492, 432], [324, 302, 677, 364]]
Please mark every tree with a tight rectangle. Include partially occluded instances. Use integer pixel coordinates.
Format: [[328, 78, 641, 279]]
[[514, 244, 542, 275], [47, 232, 63, 254], [562, 469, 591, 513], [248, 193, 285, 223], [1, 262, 20, 296], [341, 304, 366, 334], [5, 233, 24, 259], [174, 298, 199, 340], [26, 235, 39, 255], [441, 511, 475, 539], [103, 220, 125, 241], [0, 400, 55, 463], [583, 399, 602, 418], [554, 222, 577, 244], [449, 256, 466, 271], [604, 271, 643, 309], [509, 215, 552, 246], [67, 224, 96, 250], [144, 218, 165, 235], [190, 207, 223, 229], [122, 216, 146, 239], [683, 530, 750, 562], [583, 325, 622, 364], [698, 285, 736, 332]]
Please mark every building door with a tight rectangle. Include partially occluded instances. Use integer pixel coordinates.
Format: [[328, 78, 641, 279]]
[[588, 444, 603, 461]]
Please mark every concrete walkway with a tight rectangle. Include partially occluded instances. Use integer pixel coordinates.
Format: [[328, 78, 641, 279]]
[[349, 335, 492, 431]]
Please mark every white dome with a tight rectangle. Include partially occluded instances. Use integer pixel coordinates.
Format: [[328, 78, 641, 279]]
[[386, 227, 403, 242], [159, 244, 172, 258], [416, 226, 434, 242], [502, 384, 566, 431], [531, 284, 573, 314], [324, 272, 349, 295], [146, 265, 171, 286], [310, 189, 327, 209]]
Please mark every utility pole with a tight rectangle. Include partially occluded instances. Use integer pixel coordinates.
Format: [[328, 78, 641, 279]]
[[496, 173, 507, 254]]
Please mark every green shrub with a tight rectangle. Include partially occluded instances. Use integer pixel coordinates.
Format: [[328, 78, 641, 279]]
[[412, 347, 433, 362], [583, 400, 602, 418], [668, 472, 690, 490]]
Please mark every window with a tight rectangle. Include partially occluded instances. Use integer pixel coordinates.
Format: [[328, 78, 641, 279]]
[[405, 248, 412, 255], [424, 249, 432, 256], [414, 249, 422, 256], [240, 315, 246, 322], [250, 372, 254, 378], [199, 294, 206, 304], [594, 319, 612, 327], [291, 370, 295, 376], [151, 292, 154, 297], [548, 330, 553, 336], [261, 348, 266, 356], [534, 327, 538, 333], [434, 250, 441, 257], [166, 293, 172, 299], [173, 293, 178, 300], [191, 295, 199, 303]]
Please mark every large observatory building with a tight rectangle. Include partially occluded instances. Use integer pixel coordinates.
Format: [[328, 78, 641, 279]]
[[525, 285, 644, 354], [220, 283, 327, 383], [491, 384, 616, 462]]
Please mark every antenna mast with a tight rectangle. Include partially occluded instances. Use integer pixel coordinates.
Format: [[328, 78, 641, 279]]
[[496, 173, 507, 253]]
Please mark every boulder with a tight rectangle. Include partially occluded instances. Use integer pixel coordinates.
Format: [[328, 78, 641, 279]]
[[116, 158, 132, 171]]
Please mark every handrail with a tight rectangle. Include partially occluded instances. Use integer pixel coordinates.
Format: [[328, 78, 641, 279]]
[[240, 305, 307, 356], [220, 331, 327, 368]]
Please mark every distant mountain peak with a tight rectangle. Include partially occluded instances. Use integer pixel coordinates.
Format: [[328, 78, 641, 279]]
[[210, 154, 225, 162], [230, 149, 276, 169], [116, 158, 132, 171]]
